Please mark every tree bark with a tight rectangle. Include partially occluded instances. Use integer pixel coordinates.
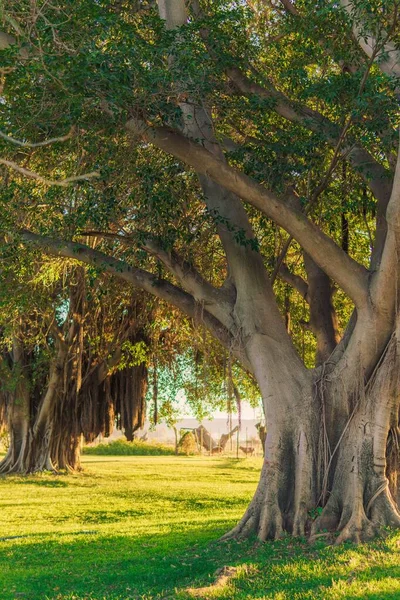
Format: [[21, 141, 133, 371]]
[[0, 335, 62, 474], [313, 334, 400, 542], [304, 254, 340, 365], [223, 330, 400, 542]]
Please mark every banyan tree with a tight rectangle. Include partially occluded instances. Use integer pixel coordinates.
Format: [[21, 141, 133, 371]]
[[0, 266, 150, 473], [1, 0, 400, 542]]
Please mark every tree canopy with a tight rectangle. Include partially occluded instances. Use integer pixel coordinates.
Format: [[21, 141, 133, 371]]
[[0, 0, 400, 542]]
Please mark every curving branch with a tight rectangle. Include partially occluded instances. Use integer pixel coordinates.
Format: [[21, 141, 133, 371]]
[[0, 159, 99, 186], [0, 127, 75, 148], [227, 67, 393, 209], [370, 132, 400, 318], [141, 238, 235, 329], [18, 230, 251, 371], [80, 229, 236, 330], [278, 263, 309, 301], [126, 119, 369, 308]]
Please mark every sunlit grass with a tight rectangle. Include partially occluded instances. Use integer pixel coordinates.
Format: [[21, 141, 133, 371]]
[[0, 455, 399, 599]]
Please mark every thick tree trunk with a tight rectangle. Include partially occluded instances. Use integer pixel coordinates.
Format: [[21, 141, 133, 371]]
[[0, 336, 72, 474], [226, 331, 400, 542], [0, 335, 58, 474], [313, 335, 400, 542], [0, 394, 56, 474], [0, 385, 30, 474], [224, 402, 318, 539], [51, 428, 81, 471], [222, 334, 317, 540]]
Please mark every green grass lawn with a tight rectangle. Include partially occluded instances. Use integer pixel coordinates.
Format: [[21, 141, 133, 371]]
[[0, 455, 399, 600]]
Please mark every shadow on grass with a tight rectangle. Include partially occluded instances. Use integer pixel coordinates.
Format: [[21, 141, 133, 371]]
[[1, 524, 399, 600], [9, 479, 69, 487], [213, 458, 262, 472], [343, 593, 400, 600], [0, 524, 234, 600]]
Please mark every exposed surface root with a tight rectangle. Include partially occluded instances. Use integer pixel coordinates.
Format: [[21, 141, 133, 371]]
[[336, 507, 377, 544], [187, 566, 239, 597], [0, 438, 58, 475], [311, 484, 400, 544], [220, 497, 259, 541], [258, 504, 284, 541], [292, 506, 310, 537], [223, 424, 316, 542], [221, 454, 286, 541], [369, 487, 400, 528]]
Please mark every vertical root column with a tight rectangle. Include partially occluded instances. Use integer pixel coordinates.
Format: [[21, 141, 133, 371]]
[[223, 426, 315, 541], [220, 434, 287, 541], [0, 433, 29, 474], [313, 423, 400, 542], [292, 429, 315, 537], [257, 454, 285, 541]]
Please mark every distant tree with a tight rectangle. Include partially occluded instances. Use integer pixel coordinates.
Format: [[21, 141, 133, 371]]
[[158, 399, 182, 454], [0, 262, 150, 473]]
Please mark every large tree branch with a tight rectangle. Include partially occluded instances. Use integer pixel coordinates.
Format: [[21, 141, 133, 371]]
[[81, 229, 236, 330], [279, 263, 309, 301], [19, 230, 251, 371], [227, 67, 393, 209], [0, 158, 99, 186], [141, 238, 235, 329], [340, 0, 400, 83], [126, 119, 369, 308], [336, 135, 400, 380], [0, 128, 75, 148], [370, 133, 400, 319]]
